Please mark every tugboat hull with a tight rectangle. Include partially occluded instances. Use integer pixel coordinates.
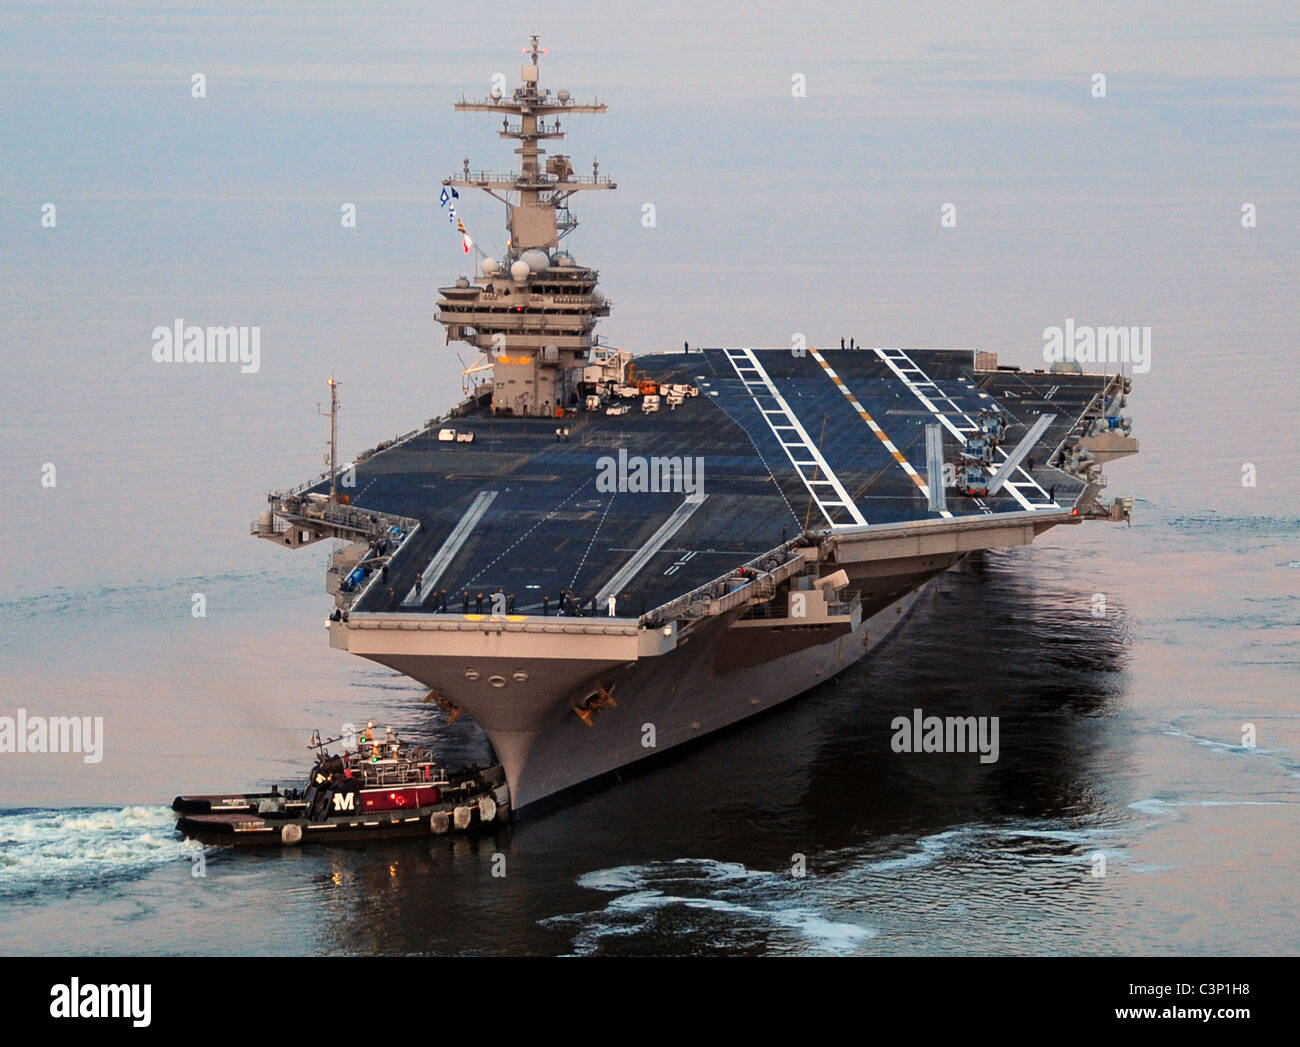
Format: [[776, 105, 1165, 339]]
[[174, 765, 509, 846], [175, 802, 497, 846]]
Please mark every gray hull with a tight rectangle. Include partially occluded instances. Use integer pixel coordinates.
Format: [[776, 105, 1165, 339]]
[[338, 576, 931, 814], [330, 509, 1094, 814]]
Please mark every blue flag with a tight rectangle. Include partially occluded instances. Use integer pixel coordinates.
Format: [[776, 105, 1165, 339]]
[[451, 188, 459, 199], [439, 188, 449, 207]]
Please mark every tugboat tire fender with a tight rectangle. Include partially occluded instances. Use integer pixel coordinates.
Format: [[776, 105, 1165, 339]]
[[281, 824, 303, 846], [478, 796, 497, 823], [430, 811, 451, 834], [453, 806, 472, 831]]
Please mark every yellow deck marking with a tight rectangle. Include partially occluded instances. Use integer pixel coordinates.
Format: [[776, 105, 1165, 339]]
[[808, 347, 953, 518]]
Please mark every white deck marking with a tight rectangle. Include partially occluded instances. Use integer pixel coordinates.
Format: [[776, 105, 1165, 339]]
[[986, 412, 1056, 496], [724, 348, 867, 527], [403, 490, 499, 605], [873, 348, 1058, 511], [808, 347, 953, 519], [596, 493, 708, 603]]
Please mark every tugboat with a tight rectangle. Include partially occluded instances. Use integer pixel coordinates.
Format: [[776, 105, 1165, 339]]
[[173, 724, 510, 846]]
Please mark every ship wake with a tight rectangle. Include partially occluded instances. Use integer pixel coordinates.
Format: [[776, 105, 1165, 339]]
[[0, 806, 201, 900], [542, 857, 878, 956]]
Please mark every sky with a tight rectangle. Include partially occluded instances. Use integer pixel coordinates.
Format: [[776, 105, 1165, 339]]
[[1, 0, 1296, 603]]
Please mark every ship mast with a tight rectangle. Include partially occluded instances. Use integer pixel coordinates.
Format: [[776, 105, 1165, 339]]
[[445, 34, 614, 251], [436, 37, 616, 420], [321, 375, 339, 503]]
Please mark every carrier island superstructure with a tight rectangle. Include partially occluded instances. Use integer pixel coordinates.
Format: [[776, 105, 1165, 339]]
[[253, 39, 1139, 818]]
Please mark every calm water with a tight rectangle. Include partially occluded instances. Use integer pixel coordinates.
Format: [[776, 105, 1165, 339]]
[[0, 3, 1296, 955]]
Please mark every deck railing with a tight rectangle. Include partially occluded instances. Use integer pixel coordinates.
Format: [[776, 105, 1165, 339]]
[[639, 540, 807, 627]]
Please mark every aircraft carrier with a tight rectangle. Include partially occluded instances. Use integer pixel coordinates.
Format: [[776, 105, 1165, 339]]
[[252, 38, 1139, 817]]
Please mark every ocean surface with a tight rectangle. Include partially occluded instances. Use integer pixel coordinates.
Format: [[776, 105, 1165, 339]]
[[1, 2, 1296, 955]]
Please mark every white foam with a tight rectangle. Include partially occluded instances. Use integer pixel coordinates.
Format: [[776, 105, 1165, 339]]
[[859, 828, 970, 871], [0, 806, 204, 897], [996, 826, 1113, 846], [564, 857, 875, 956], [1128, 798, 1176, 816], [575, 865, 648, 892], [1126, 797, 1295, 825], [1163, 726, 1274, 756]]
